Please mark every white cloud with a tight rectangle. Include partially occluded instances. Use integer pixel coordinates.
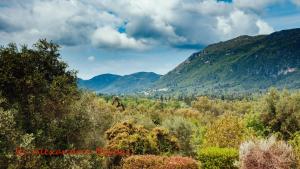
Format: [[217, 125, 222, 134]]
[[91, 26, 147, 50], [0, 0, 122, 46], [0, 0, 277, 50], [88, 56, 95, 61], [216, 10, 274, 40], [217, 10, 256, 38], [256, 20, 274, 34]]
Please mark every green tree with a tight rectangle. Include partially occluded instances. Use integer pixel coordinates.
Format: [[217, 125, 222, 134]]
[[0, 39, 78, 133], [261, 89, 300, 140]]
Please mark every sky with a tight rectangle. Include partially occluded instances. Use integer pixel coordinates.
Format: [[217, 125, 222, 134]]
[[0, 0, 300, 79]]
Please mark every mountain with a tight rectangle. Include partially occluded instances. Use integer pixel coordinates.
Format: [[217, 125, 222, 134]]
[[78, 74, 121, 91], [153, 28, 300, 95], [78, 72, 161, 94], [78, 29, 300, 96]]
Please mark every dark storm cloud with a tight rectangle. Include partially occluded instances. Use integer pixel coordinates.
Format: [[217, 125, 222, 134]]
[[0, 17, 22, 32]]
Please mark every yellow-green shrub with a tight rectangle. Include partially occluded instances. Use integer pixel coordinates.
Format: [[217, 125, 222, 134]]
[[105, 121, 179, 155], [122, 155, 199, 169], [289, 133, 300, 167], [198, 147, 238, 169], [204, 113, 246, 148], [192, 96, 253, 116], [105, 121, 152, 154]]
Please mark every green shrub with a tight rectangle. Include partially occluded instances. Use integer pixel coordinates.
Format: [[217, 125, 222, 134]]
[[260, 89, 300, 140], [198, 147, 238, 169], [243, 112, 267, 137], [148, 127, 180, 154], [122, 155, 199, 169], [162, 116, 196, 156], [72, 92, 116, 147]]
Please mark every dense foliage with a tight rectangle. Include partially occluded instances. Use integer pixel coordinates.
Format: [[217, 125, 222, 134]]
[[1, 40, 300, 168], [105, 120, 180, 155], [203, 113, 246, 148], [0, 40, 78, 133], [261, 88, 300, 139], [198, 147, 238, 169]]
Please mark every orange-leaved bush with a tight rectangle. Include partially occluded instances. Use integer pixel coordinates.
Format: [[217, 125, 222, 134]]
[[122, 155, 199, 169]]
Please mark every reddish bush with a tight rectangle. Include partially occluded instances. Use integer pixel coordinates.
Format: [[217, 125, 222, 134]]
[[164, 156, 199, 169], [122, 155, 199, 169], [239, 137, 296, 169]]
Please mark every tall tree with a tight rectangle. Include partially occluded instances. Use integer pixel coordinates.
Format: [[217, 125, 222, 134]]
[[0, 39, 78, 133]]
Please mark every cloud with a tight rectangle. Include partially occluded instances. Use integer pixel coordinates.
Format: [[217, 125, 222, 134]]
[[0, 0, 279, 50], [0, 16, 22, 32], [0, 0, 122, 46], [88, 56, 95, 61], [91, 26, 147, 50], [99, 0, 275, 47], [216, 10, 274, 39], [291, 0, 300, 6], [233, 0, 281, 11], [256, 20, 275, 34]]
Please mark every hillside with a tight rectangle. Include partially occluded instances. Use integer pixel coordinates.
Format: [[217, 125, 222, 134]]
[[153, 28, 300, 95], [78, 72, 161, 94], [78, 74, 121, 91]]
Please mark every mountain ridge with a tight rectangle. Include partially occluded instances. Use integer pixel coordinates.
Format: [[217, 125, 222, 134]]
[[78, 72, 161, 94], [78, 28, 300, 95], [153, 28, 300, 95]]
